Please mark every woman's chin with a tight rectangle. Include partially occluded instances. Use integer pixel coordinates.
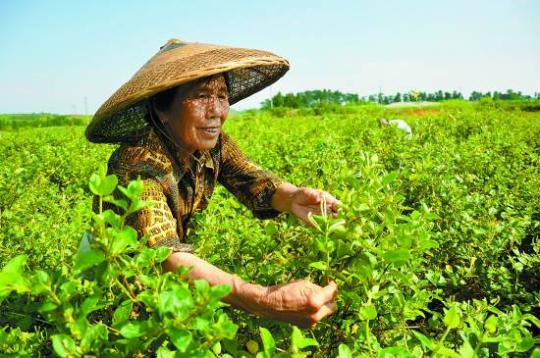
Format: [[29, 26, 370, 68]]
[[195, 138, 219, 150]]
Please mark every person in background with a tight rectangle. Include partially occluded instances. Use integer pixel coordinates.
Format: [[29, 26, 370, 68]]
[[379, 118, 413, 138]]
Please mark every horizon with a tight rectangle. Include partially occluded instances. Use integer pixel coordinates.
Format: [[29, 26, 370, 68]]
[[1, 88, 537, 116], [1, 0, 538, 115]]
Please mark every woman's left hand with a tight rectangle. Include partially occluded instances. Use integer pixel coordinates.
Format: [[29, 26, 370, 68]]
[[289, 187, 341, 226]]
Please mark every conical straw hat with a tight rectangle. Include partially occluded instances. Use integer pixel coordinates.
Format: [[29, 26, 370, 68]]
[[85, 38, 290, 143]]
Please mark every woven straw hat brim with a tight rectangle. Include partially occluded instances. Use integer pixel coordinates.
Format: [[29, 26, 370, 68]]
[[85, 39, 290, 144]]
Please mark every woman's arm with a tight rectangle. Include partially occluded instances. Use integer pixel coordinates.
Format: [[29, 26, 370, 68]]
[[163, 252, 338, 328]]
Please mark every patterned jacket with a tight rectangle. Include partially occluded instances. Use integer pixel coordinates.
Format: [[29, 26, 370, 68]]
[[92, 126, 285, 254]]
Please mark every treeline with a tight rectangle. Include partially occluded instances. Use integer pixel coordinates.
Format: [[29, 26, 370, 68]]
[[368, 90, 464, 104], [261, 89, 540, 108], [468, 89, 539, 101], [0, 113, 91, 131], [260, 89, 360, 109]]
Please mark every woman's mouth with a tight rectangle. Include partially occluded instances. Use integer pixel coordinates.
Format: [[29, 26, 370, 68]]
[[199, 126, 220, 136]]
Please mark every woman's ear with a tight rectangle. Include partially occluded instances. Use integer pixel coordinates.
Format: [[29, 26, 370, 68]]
[[151, 99, 169, 124]]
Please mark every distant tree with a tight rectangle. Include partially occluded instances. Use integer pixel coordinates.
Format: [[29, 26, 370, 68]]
[[469, 91, 482, 101], [261, 89, 362, 109]]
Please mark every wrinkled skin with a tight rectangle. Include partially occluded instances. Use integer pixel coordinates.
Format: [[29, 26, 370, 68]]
[[258, 279, 338, 328], [154, 73, 229, 152]]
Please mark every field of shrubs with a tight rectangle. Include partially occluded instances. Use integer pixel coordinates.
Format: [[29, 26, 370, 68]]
[[0, 102, 538, 357]]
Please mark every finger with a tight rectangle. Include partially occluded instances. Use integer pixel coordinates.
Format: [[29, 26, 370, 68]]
[[305, 188, 322, 203], [322, 192, 342, 207], [310, 302, 338, 327], [315, 302, 337, 320], [309, 281, 338, 309]]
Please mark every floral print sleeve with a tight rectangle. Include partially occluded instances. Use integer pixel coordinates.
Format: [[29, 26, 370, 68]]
[[217, 132, 285, 219]]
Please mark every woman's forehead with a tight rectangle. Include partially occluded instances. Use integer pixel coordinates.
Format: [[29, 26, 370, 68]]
[[193, 74, 227, 91]]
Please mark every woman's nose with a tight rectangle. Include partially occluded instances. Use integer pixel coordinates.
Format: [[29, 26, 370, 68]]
[[206, 96, 227, 117]]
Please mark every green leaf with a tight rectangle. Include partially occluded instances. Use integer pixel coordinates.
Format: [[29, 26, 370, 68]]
[[0, 255, 31, 298], [309, 261, 327, 271], [74, 248, 105, 272], [80, 323, 108, 352], [259, 327, 276, 354], [291, 326, 318, 350], [51, 334, 77, 358], [382, 248, 410, 264], [194, 279, 210, 296], [158, 284, 193, 316], [215, 313, 238, 339], [120, 321, 145, 338], [80, 295, 104, 317], [118, 178, 145, 202], [265, 222, 278, 235], [212, 341, 222, 355], [484, 315, 498, 333], [443, 306, 461, 329], [155, 246, 171, 262], [438, 347, 461, 358], [382, 171, 399, 186], [112, 300, 133, 327], [338, 343, 353, 358], [516, 335, 534, 352], [209, 284, 232, 300], [89, 172, 118, 196], [412, 330, 434, 350], [359, 303, 377, 320], [168, 328, 192, 352], [1, 255, 28, 274], [104, 197, 129, 212], [129, 198, 152, 213], [38, 300, 58, 313], [110, 227, 138, 255], [103, 209, 123, 228], [35, 270, 51, 286]]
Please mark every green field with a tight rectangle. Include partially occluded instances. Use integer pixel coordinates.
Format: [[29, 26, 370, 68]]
[[0, 102, 539, 357]]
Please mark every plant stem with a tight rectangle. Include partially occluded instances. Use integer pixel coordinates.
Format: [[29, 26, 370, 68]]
[[432, 326, 451, 356]]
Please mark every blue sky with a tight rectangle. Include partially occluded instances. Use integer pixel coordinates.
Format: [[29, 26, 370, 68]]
[[1, 0, 538, 114]]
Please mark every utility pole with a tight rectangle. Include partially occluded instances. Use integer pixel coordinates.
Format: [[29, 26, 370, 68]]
[[84, 96, 88, 115]]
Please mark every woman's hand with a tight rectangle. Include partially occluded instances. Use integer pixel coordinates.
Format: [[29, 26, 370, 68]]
[[252, 279, 338, 328], [289, 187, 342, 227]]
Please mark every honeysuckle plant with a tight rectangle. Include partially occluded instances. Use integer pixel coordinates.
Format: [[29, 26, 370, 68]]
[[0, 166, 238, 357]]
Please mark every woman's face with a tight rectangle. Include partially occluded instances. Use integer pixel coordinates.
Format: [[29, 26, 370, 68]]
[[157, 74, 229, 152]]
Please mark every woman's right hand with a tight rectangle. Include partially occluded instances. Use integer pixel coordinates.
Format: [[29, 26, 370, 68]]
[[251, 279, 338, 328]]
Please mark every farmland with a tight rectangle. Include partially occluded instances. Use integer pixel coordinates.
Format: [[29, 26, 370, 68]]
[[0, 102, 539, 357]]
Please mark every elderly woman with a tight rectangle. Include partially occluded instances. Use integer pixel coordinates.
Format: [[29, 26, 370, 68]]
[[86, 39, 341, 328]]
